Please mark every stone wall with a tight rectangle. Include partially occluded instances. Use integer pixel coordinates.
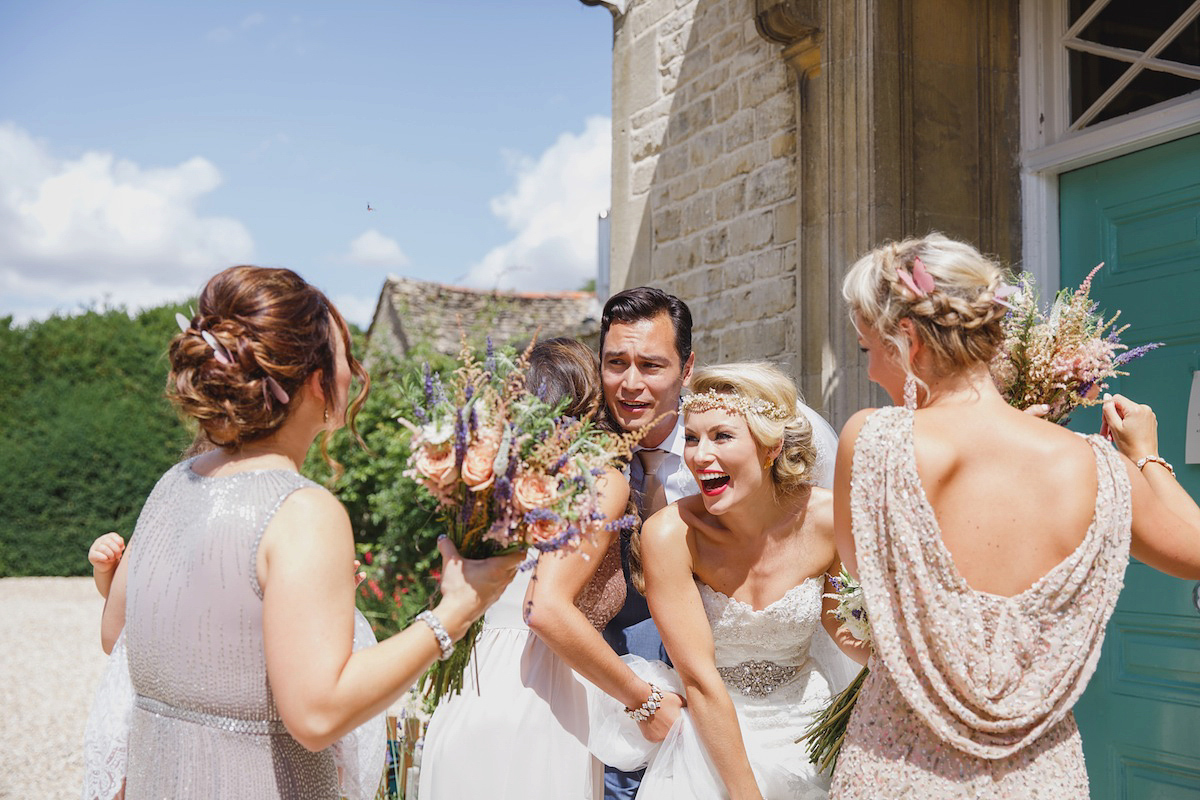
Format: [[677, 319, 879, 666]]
[[610, 0, 803, 372]]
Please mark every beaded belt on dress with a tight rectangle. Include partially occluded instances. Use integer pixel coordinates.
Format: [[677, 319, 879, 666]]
[[717, 660, 801, 698], [135, 694, 289, 735]]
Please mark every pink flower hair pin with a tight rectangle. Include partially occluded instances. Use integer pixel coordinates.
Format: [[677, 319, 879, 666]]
[[897, 256, 936, 298], [174, 312, 233, 366], [175, 311, 289, 404], [993, 282, 1019, 310]]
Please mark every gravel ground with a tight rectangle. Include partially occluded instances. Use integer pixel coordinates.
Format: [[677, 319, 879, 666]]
[[0, 577, 109, 800]]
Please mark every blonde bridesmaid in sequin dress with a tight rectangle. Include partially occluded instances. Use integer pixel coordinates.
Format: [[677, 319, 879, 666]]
[[97, 267, 519, 799], [419, 339, 684, 800], [831, 234, 1200, 798]]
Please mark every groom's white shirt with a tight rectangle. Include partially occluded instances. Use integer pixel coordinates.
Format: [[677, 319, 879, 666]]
[[629, 410, 698, 505]]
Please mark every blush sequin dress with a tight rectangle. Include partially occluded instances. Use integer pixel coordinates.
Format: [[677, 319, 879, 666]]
[[122, 460, 347, 799], [831, 407, 1132, 799]]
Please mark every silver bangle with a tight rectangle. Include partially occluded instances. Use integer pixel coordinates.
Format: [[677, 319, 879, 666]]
[[624, 683, 664, 723], [416, 611, 454, 661]]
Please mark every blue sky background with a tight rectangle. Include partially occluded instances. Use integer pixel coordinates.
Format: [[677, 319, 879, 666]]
[[0, 1, 613, 326]]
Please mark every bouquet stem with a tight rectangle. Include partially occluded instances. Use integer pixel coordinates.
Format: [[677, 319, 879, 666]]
[[421, 616, 484, 701], [801, 665, 869, 774]]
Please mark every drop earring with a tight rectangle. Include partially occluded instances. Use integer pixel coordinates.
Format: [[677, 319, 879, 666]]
[[903, 374, 918, 411], [323, 406, 330, 424]]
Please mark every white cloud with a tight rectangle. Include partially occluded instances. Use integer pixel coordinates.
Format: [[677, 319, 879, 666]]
[[206, 12, 267, 44], [344, 229, 409, 269], [0, 123, 254, 321], [464, 116, 611, 291]]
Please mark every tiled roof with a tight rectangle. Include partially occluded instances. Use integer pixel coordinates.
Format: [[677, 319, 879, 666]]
[[367, 275, 601, 357]]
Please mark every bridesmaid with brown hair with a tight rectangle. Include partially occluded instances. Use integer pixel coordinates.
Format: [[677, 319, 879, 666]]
[[99, 265, 520, 799]]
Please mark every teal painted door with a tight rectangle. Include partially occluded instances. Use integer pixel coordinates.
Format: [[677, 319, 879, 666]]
[[1061, 133, 1200, 799]]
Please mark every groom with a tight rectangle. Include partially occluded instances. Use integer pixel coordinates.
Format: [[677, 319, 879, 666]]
[[598, 287, 698, 800]]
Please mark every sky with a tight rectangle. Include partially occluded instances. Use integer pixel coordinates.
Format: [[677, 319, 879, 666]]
[[0, 1, 614, 327]]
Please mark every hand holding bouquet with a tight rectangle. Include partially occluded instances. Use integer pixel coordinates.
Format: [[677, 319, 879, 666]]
[[401, 338, 640, 699], [802, 568, 871, 773]]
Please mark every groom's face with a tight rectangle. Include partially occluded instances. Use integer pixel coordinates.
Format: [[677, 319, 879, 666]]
[[601, 313, 694, 448]]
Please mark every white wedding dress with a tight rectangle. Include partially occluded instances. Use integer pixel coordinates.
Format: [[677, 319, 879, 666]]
[[588, 575, 857, 799]]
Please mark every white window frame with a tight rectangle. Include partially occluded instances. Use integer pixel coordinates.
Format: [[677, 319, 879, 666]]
[[1019, 0, 1200, 294]]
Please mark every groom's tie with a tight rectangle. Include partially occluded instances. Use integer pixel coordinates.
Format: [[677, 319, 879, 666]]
[[635, 448, 669, 517]]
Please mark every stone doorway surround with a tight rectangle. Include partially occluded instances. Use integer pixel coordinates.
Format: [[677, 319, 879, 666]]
[[585, 0, 1023, 427]]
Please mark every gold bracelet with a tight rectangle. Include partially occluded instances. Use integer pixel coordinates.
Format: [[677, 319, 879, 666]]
[[1135, 455, 1175, 477]]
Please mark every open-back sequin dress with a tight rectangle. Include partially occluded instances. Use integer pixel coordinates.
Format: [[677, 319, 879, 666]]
[[831, 407, 1132, 799], [122, 460, 345, 799]]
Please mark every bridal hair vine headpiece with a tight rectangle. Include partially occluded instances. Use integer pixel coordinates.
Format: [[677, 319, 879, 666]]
[[896, 256, 936, 299], [175, 312, 289, 404], [680, 389, 791, 421]]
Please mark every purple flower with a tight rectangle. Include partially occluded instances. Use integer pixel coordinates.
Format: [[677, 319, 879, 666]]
[[493, 475, 512, 504], [604, 514, 639, 532], [454, 410, 468, 469], [432, 373, 448, 406], [532, 525, 581, 553], [423, 362, 434, 406], [469, 405, 479, 435], [1113, 341, 1163, 368], [459, 490, 476, 526], [552, 454, 571, 474], [485, 337, 495, 374], [524, 508, 561, 524]]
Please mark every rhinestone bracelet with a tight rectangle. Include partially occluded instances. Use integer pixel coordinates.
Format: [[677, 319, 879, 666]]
[[624, 683, 664, 723], [1136, 455, 1175, 477], [416, 610, 454, 661]]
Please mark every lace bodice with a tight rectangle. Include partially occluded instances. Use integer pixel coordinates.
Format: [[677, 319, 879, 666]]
[[849, 407, 1132, 759], [697, 577, 822, 668]]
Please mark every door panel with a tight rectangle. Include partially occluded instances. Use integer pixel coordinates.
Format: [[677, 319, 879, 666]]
[[1060, 132, 1200, 800]]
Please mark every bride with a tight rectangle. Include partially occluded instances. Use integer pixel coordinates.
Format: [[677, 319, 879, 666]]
[[592, 363, 863, 799]]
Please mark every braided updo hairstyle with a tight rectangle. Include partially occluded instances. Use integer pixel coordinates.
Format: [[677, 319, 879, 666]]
[[168, 266, 369, 454], [842, 233, 1010, 382], [689, 363, 818, 498]]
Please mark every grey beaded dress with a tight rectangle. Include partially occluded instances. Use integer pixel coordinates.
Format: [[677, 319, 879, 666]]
[[123, 458, 342, 799]]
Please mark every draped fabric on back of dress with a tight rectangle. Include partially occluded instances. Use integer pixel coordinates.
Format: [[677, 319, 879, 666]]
[[123, 459, 341, 799], [850, 407, 1132, 759]]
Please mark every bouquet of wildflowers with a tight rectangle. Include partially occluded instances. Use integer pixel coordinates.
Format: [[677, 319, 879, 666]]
[[400, 338, 640, 700], [991, 264, 1161, 424], [802, 568, 871, 773]]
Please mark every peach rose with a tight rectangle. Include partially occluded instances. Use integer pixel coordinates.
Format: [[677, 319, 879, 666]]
[[527, 517, 567, 544], [513, 472, 559, 513], [461, 438, 499, 491], [414, 444, 458, 488]]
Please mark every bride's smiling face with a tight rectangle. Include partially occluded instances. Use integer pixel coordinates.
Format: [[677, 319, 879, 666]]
[[683, 408, 771, 514]]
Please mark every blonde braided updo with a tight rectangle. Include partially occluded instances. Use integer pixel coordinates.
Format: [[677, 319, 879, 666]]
[[842, 233, 1011, 379]]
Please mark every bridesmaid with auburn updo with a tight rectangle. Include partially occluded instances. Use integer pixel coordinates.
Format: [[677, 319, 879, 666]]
[[98, 265, 520, 799]]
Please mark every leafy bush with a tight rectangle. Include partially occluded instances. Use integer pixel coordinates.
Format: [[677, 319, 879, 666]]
[[0, 306, 193, 577]]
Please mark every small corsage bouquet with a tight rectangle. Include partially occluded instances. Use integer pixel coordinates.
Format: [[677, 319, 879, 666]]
[[401, 338, 639, 700], [991, 264, 1161, 424], [802, 568, 871, 773]]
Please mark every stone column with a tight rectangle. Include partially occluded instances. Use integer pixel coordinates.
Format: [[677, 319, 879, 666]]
[[760, 0, 1021, 427]]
